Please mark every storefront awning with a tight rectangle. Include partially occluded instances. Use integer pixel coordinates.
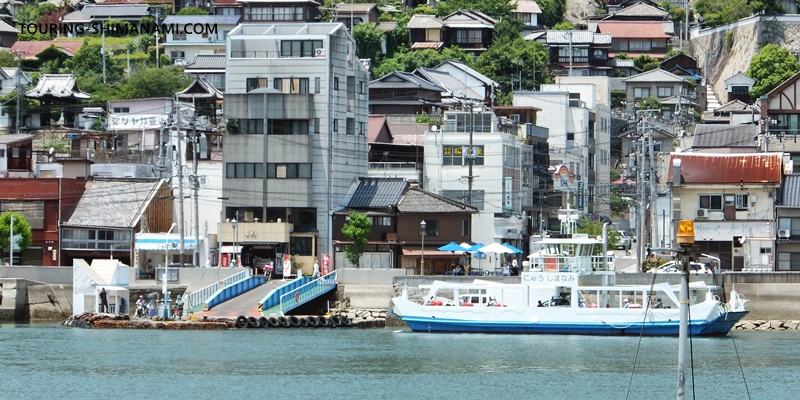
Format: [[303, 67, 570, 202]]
[[242, 241, 279, 246], [401, 248, 470, 257], [220, 245, 242, 254], [135, 233, 197, 250]]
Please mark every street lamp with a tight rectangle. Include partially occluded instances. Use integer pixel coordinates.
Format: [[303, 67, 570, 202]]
[[231, 212, 239, 268], [163, 222, 176, 319], [419, 220, 426, 276], [8, 212, 14, 267]]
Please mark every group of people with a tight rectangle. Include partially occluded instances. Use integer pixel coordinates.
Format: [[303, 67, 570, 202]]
[[500, 259, 520, 276], [133, 294, 184, 318]]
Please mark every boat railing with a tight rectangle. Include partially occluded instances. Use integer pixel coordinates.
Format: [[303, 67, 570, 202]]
[[528, 255, 613, 273]]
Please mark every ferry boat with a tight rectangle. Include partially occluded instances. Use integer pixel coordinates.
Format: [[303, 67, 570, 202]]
[[391, 236, 749, 336]]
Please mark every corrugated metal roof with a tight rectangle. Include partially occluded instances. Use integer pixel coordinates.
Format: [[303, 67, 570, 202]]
[[0, 134, 35, 144], [692, 124, 759, 148], [410, 41, 444, 50], [343, 178, 408, 209], [163, 15, 241, 25], [610, 59, 635, 67], [407, 14, 444, 29], [622, 68, 685, 83], [667, 153, 782, 184], [25, 74, 91, 99], [546, 30, 595, 44], [597, 21, 671, 39], [397, 188, 477, 213], [782, 175, 800, 207], [514, 0, 542, 14], [376, 21, 398, 32], [64, 179, 165, 228]]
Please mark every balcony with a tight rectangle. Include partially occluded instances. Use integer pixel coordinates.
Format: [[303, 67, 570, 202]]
[[526, 124, 549, 140], [220, 221, 293, 244]]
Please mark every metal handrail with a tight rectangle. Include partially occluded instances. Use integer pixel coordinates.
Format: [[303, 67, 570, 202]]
[[280, 270, 337, 314], [185, 269, 251, 312]]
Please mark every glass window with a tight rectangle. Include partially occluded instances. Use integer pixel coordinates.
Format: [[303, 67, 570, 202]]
[[699, 194, 723, 210], [225, 163, 263, 178], [290, 236, 313, 255], [268, 120, 309, 135], [247, 78, 267, 92], [634, 88, 650, 99], [239, 119, 263, 134], [274, 78, 309, 94], [657, 87, 673, 97], [735, 194, 749, 210], [280, 40, 323, 57]]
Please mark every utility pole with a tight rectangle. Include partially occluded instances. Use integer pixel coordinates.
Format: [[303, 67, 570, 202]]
[[568, 31, 573, 77], [155, 8, 161, 68], [8, 212, 13, 266], [14, 50, 23, 134], [636, 136, 645, 271], [102, 27, 106, 84], [176, 100, 186, 267], [466, 98, 475, 207], [648, 113, 658, 250], [126, 46, 130, 78], [191, 104, 200, 269]]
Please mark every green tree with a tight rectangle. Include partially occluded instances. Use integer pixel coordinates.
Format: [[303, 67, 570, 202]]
[[342, 211, 371, 267], [64, 41, 124, 80], [373, 47, 470, 76], [433, 0, 515, 19], [634, 54, 659, 71], [121, 67, 194, 99], [0, 211, 33, 256], [613, 52, 631, 60], [537, 0, 567, 27], [0, 51, 16, 67], [552, 21, 575, 30], [474, 37, 549, 102], [576, 218, 620, 255], [352, 22, 384, 61], [610, 169, 621, 182], [177, 6, 209, 15], [748, 44, 800, 98], [640, 96, 663, 111]]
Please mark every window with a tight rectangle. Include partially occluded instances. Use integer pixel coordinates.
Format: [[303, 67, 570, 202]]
[[112, 107, 129, 113], [170, 51, 185, 60], [314, 77, 320, 94], [442, 145, 484, 166], [62, 228, 131, 251], [239, 119, 263, 134], [280, 40, 323, 57], [314, 118, 320, 133], [12, 147, 18, 157], [333, 119, 338, 132], [358, 121, 365, 135], [454, 29, 482, 44], [290, 236, 313, 255], [461, 219, 469, 237], [628, 40, 651, 51], [359, 81, 365, 94], [567, 132, 575, 141], [735, 194, 749, 210], [558, 47, 588, 63], [273, 78, 309, 94], [0, 149, 4, 157], [657, 87, 673, 97], [422, 220, 439, 236], [334, 77, 339, 90], [268, 120, 309, 135], [267, 163, 312, 179], [634, 88, 650, 99], [225, 163, 264, 178], [778, 252, 800, 271], [346, 118, 354, 135], [731, 86, 749, 95], [174, 31, 187, 41], [699, 194, 723, 210], [247, 78, 267, 92], [779, 217, 800, 236], [371, 217, 391, 226]]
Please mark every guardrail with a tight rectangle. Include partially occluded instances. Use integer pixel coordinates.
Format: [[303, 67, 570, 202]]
[[280, 271, 337, 314], [185, 270, 251, 312]]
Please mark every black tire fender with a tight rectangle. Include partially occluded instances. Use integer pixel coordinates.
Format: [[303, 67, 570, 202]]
[[341, 316, 353, 327], [258, 316, 269, 328], [329, 315, 342, 327], [306, 316, 319, 327], [278, 316, 291, 327], [317, 316, 329, 327], [288, 316, 302, 327], [268, 317, 280, 327], [235, 315, 248, 329]]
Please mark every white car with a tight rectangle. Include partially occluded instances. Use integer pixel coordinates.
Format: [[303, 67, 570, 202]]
[[615, 231, 631, 250], [647, 261, 712, 274]]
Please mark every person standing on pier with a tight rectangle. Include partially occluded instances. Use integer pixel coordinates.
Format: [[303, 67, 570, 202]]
[[99, 288, 108, 313]]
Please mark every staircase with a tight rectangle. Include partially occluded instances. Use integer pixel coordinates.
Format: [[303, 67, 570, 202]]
[[706, 84, 722, 112]]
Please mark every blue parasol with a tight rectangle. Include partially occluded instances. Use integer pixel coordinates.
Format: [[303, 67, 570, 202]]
[[503, 243, 523, 254], [438, 242, 467, 252]]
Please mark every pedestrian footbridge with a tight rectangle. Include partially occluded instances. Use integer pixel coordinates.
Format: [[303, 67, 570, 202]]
[[185, 271, 337, 317]]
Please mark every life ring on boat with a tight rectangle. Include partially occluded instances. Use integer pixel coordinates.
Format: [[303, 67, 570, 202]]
[[430, 300, 443, 306], [306, 316, 319, 327], [462, 303, 474, 307], [258, 316, 269, 328], [235, 315, 248, 329]]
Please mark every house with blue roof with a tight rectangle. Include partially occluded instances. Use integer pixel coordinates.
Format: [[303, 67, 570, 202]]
[[162, 14, 241, 65]]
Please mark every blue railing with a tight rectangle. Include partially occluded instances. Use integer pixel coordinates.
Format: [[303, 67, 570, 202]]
[[258, 277, 313, 312], [279, 271, 338, 314], [185, 270, 251, 312], [204, 276, 263, 310]]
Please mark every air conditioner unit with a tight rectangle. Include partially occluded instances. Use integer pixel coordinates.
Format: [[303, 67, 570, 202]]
[[779, 229, 791, 238], [697, 209, 709, 218], [314, 48, 326, 57]]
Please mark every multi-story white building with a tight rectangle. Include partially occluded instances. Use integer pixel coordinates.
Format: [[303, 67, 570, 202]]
[[514, 79, 612, 217], [423, 107, 534, 250], [162, 15, 240, 65], [222, 23, 369, 271]]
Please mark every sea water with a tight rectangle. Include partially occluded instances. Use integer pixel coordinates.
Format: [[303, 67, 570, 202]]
[[1, 323, 797, 400]]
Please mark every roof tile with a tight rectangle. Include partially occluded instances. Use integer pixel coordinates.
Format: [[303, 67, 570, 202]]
[[597, 21, 671, 39], [64, 179, 165, 228], [397, 187, 477, 213], [667, 153, 781, 184], [344, 178, 408, 208]]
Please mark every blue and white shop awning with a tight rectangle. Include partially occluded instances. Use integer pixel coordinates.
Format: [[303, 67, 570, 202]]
[[135, 233, 198, 250]]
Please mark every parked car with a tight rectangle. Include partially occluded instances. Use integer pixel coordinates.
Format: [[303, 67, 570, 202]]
[[647, 261, 712, 274], [615, 231, 631, 250]]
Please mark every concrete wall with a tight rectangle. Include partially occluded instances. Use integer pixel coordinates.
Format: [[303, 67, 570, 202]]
[[0, 266, 73, 284], [337, 268, 408, 285], [128, 266, 246, 285]]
